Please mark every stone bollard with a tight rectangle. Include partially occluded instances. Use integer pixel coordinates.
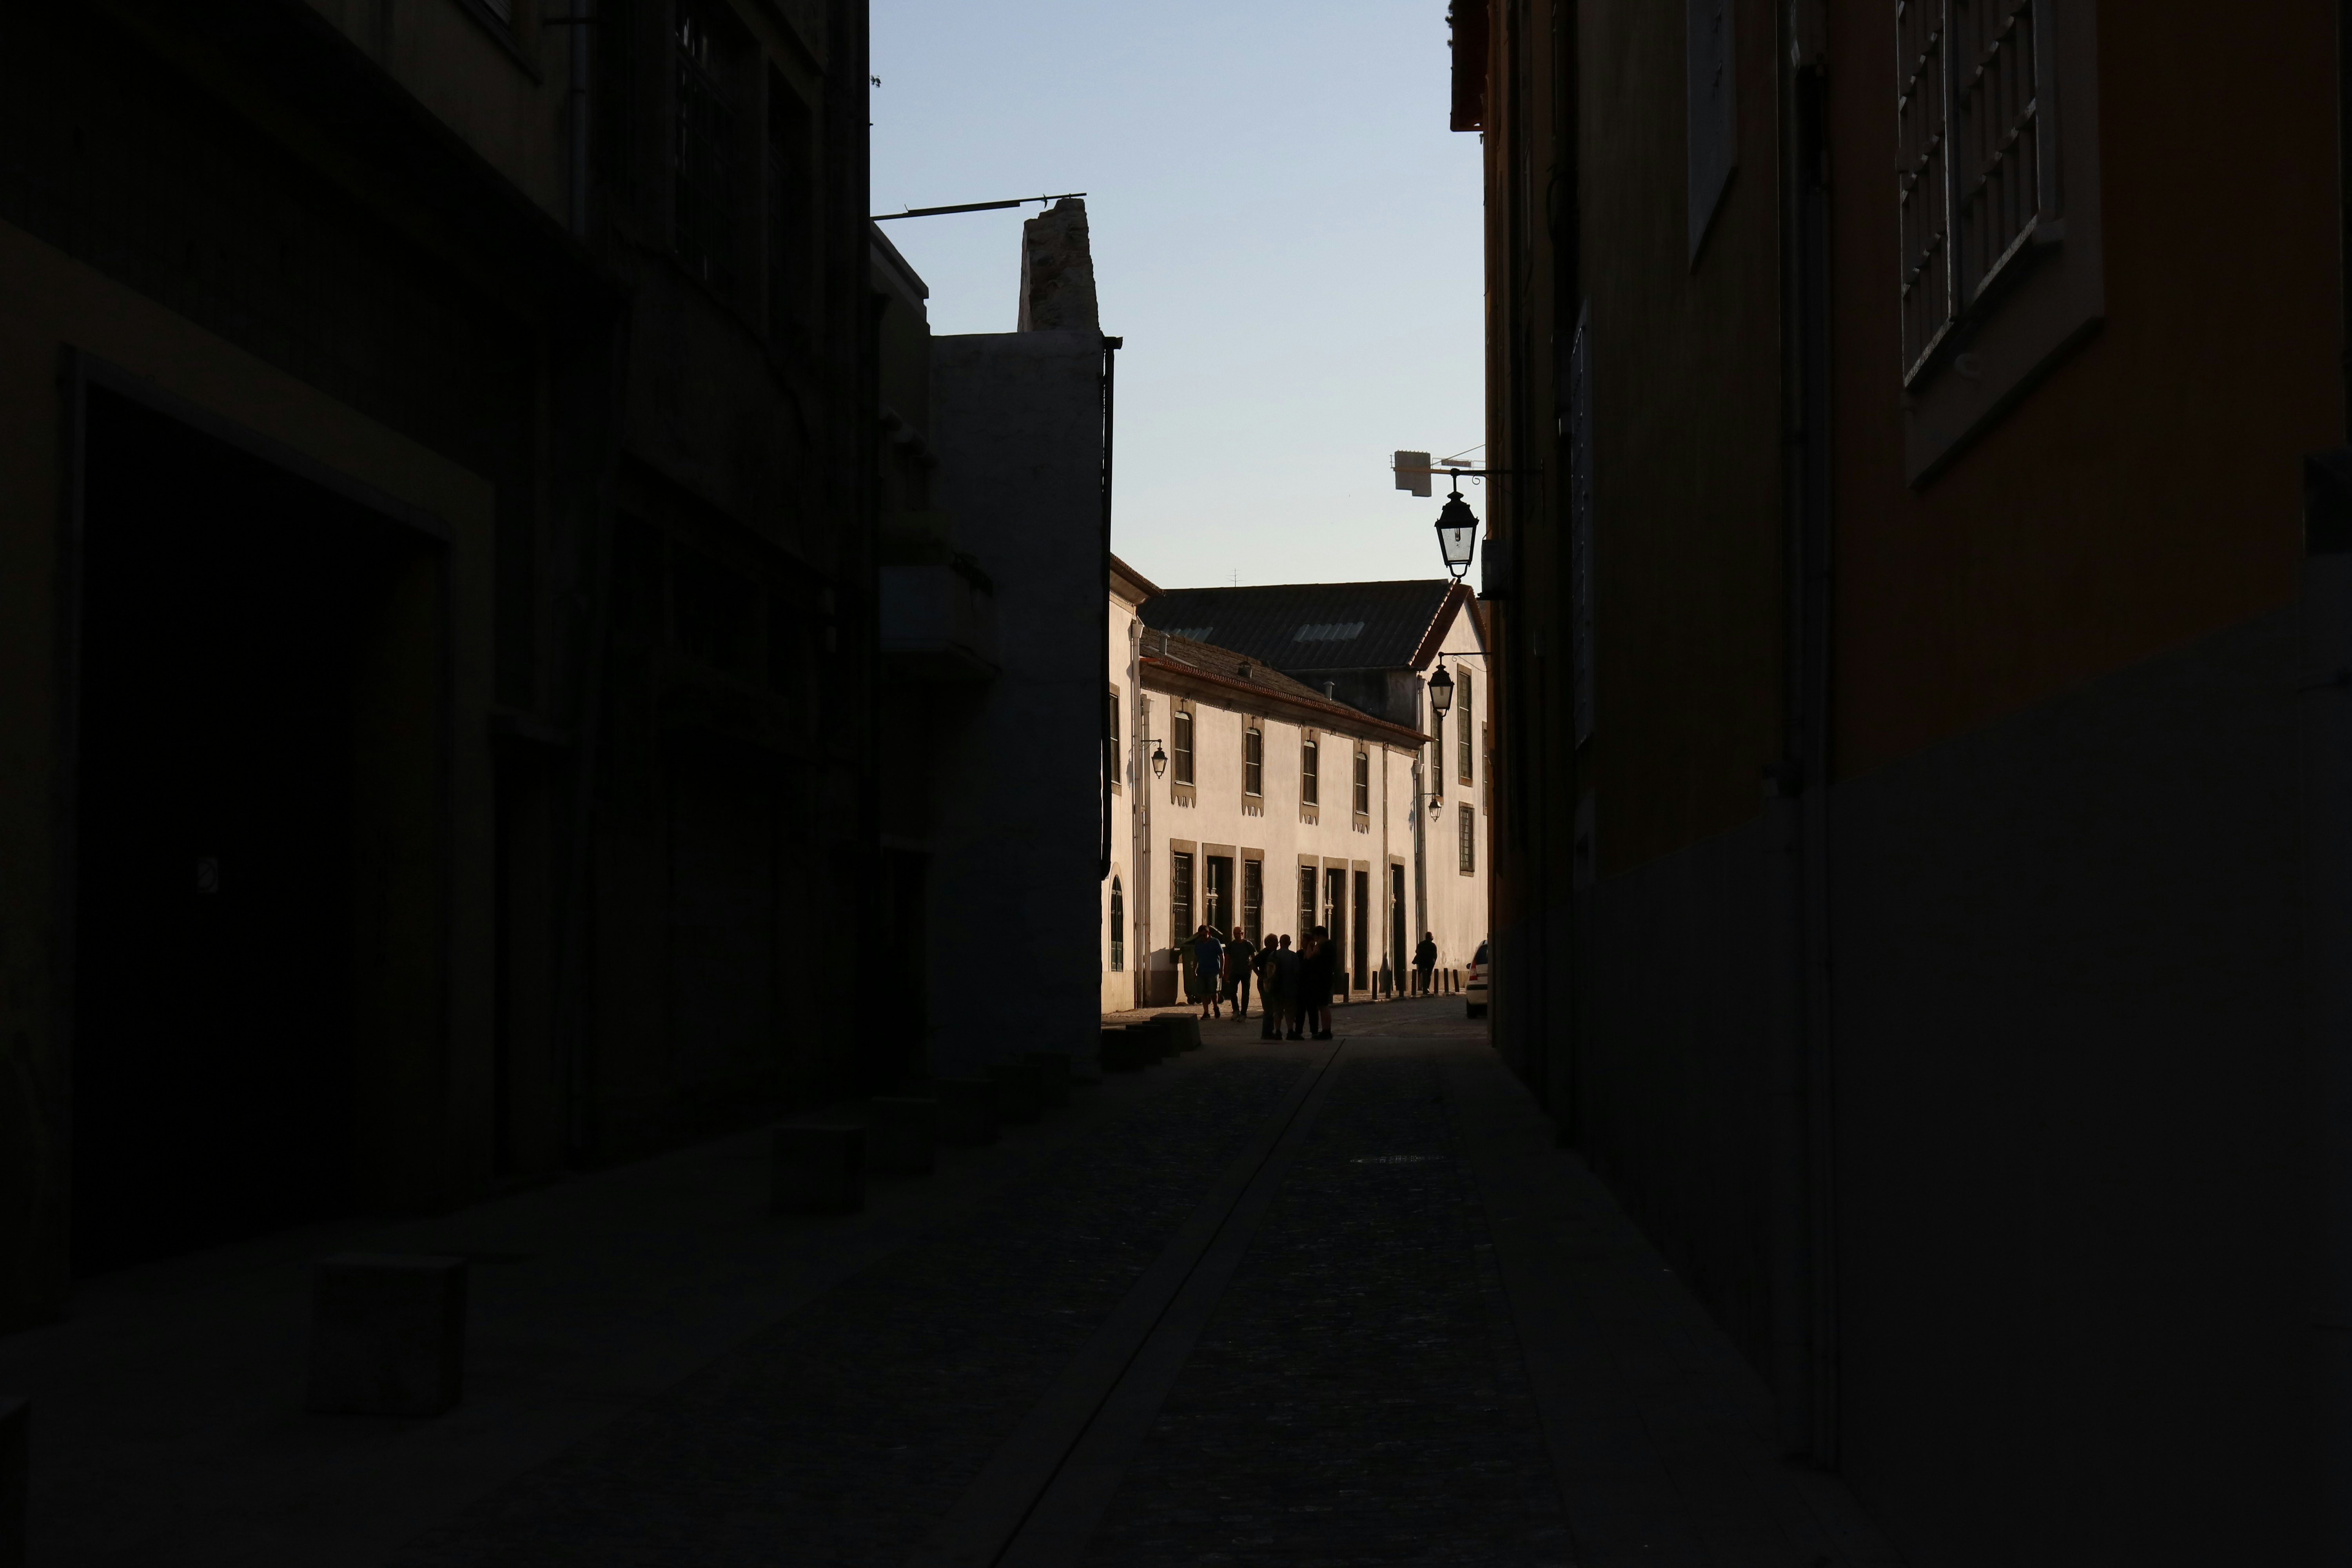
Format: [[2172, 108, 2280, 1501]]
[[1100, 1026, 1145, 1072], [1135, 1017, 1177, 1062], [935, 1077, 1000, 1145], [773, 1123, 865, 1215], [0, 1396, 22, 1568], [866, 1097, 937, 1178], [1024, 1051, 1072, 1108], [990, 1059, 1043, 1124], [1165, 1014, 1204, 1053], [306, 1254, 467, 1416]]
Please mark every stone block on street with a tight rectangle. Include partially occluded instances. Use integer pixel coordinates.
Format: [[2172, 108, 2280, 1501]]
[[1168, 1014, 1203, 1052], [936, 1077, 1000, 1145], [773, 1122, 865, 1215], [306, 1254, 466, 1417], [1024, 1051, 1072, 1107], [1100, 1026, 1147, 1072], [866, 1097, 936, 1177], [990, 1059, 1043, 1124], [0, 1396, 22, 1568]]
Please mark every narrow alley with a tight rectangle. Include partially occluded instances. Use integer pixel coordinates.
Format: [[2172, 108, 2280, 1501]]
[[5, 1002, 1894, 1566]]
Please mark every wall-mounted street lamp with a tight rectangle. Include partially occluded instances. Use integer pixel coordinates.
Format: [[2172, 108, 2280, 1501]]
[[1151, 740, 1168, 779], [1428, 662, 1455, 718], [1434, 492, 1479, 584]]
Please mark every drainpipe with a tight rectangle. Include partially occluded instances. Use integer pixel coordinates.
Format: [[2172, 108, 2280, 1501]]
[[568, 0, 591, 238], [2308, 454, 2352, 1568]]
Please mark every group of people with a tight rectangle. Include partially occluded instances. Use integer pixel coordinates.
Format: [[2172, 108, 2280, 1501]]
[[1182, 923, 1338, 1041]]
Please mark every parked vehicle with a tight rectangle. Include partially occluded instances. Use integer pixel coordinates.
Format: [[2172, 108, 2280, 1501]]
[[1466, 937, 1489, 1018]]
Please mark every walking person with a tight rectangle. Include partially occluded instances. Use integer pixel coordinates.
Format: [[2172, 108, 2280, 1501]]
[[1414, 930, 1437, 997], [1192, 925, 1226, 1020], [1224, 926, 1257, 1020]]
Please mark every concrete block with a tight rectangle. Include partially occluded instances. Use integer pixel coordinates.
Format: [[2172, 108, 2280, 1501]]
[[773, 1122, 865, 1215], [306, 1254, 466, 1416], [990, 1060, 1043, 1124], [1167, 1014, 1204, 1052], [866, 1097, 937, 1177], [1024, 1051, 1072, 1107], [0, 1397, 22, 1568], [936, 1077, 1000, 1145], [1127, 1018, 1172, 1063], [1100, 1026, 1147, 1072]]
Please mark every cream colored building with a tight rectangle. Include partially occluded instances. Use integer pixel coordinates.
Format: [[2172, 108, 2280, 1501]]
[[1103, 572, 1490, 1011]]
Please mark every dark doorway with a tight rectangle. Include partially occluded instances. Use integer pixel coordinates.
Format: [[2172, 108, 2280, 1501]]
[[1205, 855, 1233, 937], [1324, 867, 1347, 992], [1353, 869, 1370, 991], [70, 387, 426, 1276], [1390, 865, 1407, 987]]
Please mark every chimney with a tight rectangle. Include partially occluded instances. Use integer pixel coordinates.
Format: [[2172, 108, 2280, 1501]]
[[1018, 198, 1100, 333], [1323, 681, 1336, 700]]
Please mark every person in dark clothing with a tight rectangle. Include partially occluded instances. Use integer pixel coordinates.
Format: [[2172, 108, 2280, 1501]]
[[1223, 929, 1257, 1019], [1414, 931, 1437, 996], [1192, 925, 1226, 1019], [1298, 927, 1336, 1040], [1254, 936, 1284, 1039], [1273, 935, 1304, 1039]]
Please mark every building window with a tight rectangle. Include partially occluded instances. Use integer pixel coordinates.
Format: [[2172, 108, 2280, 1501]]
[[1172, 852, 1194, 942], [1301, 734, 1319, 805], [1109, 877, 1125, 971], [1458, 671, 1475, 784], [1172, 706, 1194, 786], [766, 68, 811, 338], [1430, 700, 1444, 789], [1353, 749, 1370, 815], [1298, 866, 1316, 943], [1892, 2, 2096, 480], [674, 0, 739, 292], [1107, 685, 1122, 792], [1242, 859, 1263, 946], [1459, 804, 1476, 874], [1243, 725, 1263, 796]]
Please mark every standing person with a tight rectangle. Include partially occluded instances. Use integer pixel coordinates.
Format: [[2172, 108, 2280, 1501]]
[[1254, 936, 1284, 1039], [1299, 927, 1335, 1041], [1415, 930, 1438, 996], [1274, 934, 1304, 1040], [1192, 925, 1226, 1020], [1224, 927, 1257, 1020]]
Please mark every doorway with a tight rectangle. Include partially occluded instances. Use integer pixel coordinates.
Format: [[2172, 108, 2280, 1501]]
[[1353, 869, 1370, 992], [1324, 866, 1347, 992], [1390, 865, 1407, 991], [1205, 856, 1233, 937], [69, 385, 437, 1275]]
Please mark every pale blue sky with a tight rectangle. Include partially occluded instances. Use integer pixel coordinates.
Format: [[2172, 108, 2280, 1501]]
[[870, 0, 1485, 592]]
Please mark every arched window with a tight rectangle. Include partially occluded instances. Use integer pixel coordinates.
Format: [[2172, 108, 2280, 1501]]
[[1243, 725, 1263, 796], [1353, 748, 1370, 814], [1172, 706, 1195, 785], [1109, 877, 1126, 972], [1301, 733, 1319, 804]]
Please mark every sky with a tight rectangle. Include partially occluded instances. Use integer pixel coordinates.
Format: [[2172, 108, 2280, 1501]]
[[869, 0, 1486, 593]]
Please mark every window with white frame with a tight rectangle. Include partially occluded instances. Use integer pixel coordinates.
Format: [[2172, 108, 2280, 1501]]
[[1459, 804, 1476, 874], [1301, 733, 1319, 806], [1457, 671, 1474, 784], [1172, 704, 1194, 786], [1243, 724, 1263, 797], [1353, 748, 1370, 816]]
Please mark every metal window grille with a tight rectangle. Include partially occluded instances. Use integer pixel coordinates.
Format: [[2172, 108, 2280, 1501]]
[[1301, 735, 1318, 806], [1353, 750, 1370, 815], [675, 0, 737, 292], [1242, 860, 1262, 946], [1457, 672, 1474, 783], [1430, 706, 1443, 785], [1243, 726, 1263, 796], [1172, 708, 1194, 785], [1298, 866, 1316, 942], [1459, 804, 1476, 873], [1171, 853, 1194, 943], [1109, 878, 1125, 971], [1896, 0, 2055, 384]]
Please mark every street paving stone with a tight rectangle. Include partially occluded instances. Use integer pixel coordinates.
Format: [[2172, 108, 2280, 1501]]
[[1079, 1052, 1571, 1568], [393, 1056, 1303, 1568]]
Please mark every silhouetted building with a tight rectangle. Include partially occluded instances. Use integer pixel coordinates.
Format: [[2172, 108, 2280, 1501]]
[[0, 0, 874, 1328], [1456, 0, 2345, 1553], [874, 199, 1117, 1078]]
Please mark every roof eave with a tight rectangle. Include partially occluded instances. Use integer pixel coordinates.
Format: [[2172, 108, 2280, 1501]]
[[1137, 657, 1431, 748]]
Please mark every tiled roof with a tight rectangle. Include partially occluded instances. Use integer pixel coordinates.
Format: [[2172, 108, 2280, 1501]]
[[1137, 629, 1428, 746], [1138, 579, 1459, 675]]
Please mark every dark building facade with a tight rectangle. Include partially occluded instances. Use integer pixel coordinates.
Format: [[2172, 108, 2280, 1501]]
[[1457, 0, 2345, 1556], [0, 0, 875, 1329]]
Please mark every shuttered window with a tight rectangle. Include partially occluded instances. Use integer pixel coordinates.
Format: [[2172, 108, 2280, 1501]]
[[1897, 0, 2056, 385]]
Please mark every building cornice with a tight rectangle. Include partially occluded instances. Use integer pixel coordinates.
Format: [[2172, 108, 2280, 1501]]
[[1138, 656, 1430, 749]]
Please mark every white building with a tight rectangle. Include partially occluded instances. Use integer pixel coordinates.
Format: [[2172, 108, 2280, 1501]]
[[1103, 571, 1491, 1010]]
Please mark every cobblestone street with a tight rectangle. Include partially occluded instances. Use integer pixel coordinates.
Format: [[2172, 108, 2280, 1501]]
[[7, 999, 1900, 1566]]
